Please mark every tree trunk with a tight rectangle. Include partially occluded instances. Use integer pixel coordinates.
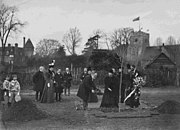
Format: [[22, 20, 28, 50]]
[[176, 69, 179, 87], [119, 58, 123, 112], [1, 45, 5, 65]]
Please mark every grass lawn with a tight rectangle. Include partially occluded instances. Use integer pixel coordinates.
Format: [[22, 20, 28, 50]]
[[1, 86, 180, 130]]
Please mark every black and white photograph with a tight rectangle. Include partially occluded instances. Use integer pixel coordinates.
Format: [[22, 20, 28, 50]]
[[0, 0, 180, 129]]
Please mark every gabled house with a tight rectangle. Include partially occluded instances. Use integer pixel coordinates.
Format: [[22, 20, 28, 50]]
[[141, 44, 180, 86]]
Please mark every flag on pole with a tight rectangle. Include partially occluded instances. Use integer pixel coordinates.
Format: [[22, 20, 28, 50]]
[[133, 16, 140, 22]]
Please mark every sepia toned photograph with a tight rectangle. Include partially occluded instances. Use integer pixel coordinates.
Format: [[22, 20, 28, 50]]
[[0, 0, 180, 129]]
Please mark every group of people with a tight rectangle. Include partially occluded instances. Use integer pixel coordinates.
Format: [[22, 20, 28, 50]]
[[101, 64, 142, 109], [0, 59, 142, 110], [0, 74, 21, 107], [33, 61, 72, 103], [77, 64, 142, 110]]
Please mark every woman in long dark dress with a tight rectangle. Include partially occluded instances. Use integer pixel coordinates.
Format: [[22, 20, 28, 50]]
[[125, 64, 140, 108], [41, 64, 55, 103], [100, 69, 119, 108], [54, 69, 64, 101]]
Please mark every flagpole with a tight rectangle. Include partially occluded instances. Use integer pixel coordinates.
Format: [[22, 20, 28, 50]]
[[139, 19, 141, 31]]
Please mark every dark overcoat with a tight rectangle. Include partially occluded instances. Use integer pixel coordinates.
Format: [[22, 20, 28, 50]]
[[63, 72, 72, 88], [100, 75, 119, 108], [33, 71, 45, 92], [54, 73, 64, 93], [77, 75, 96, 102]]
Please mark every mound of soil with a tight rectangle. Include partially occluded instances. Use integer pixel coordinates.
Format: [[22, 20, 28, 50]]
[[156, 100, 180, 114], [2, 98, 48, 122]]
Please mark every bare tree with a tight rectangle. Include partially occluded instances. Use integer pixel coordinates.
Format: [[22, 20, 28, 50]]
[[109, 27, 134, 112], [0, 2, 25, 64], [109, 27, 134, 48], [62, 27, 82, 55], [154, 37, 163, 46], [35, 39, 62, 57], [166, 36, 176, 45], [110, 28, 122, 48]]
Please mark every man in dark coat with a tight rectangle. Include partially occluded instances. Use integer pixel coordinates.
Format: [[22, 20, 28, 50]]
[[77, 71, 97, 110], [63, 68, 72, 96], [33, 66, 46, 101], [54, 69, 64, 101]]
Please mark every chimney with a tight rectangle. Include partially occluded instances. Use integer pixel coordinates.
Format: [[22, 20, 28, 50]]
[[23, 37, 26, 47], [15, 43, 18, 47]]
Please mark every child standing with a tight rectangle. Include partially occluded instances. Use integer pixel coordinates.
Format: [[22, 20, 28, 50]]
[[9, 74, 21, 105], [3, 75, 11, 104]]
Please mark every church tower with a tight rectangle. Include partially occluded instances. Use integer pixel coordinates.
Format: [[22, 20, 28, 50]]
[[127, 31, 149, 65]]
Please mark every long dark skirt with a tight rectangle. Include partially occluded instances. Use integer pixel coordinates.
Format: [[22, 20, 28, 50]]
[[100, 89, 118, 108], [88, 92, 98, 103], [125, 88, 140, 108], [77, 83, 86, 101], [41, 81, 55, 103]]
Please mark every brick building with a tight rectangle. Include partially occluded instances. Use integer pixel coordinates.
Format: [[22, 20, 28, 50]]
[[0, 37, 34, 66]]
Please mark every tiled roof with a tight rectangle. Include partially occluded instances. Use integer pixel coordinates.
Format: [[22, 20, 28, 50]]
[[142, 44, 180, 67]]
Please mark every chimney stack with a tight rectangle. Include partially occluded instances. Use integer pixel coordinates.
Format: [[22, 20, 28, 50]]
[[15, 43, 18, 47], [23, 37, 26, 47]]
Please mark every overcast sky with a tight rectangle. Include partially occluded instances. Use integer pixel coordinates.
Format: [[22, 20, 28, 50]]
[[4, 0, 180, 54]]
